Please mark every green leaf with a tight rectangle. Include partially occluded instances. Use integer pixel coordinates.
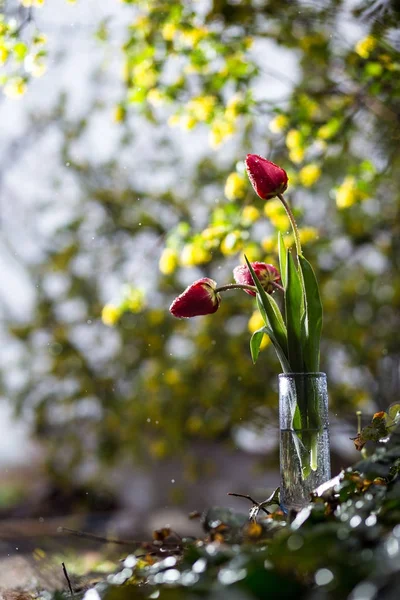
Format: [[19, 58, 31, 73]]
[[250, 328, 265, 364], [285, 250, 304, 372], [299, 256, 323, 372], [263, 325, 291, 373], [245, 256, 288, 359], [278, 232, 287, 289]]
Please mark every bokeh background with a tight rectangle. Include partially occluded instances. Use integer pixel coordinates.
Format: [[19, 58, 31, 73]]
[[0, 0, 399, 535]]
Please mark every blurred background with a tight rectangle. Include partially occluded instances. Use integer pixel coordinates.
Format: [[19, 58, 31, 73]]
[[0, 0, 399, 555]]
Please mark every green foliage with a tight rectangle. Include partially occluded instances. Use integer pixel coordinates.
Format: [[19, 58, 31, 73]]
[[48, 425, 400, 599], [1, 0, 400, 479]]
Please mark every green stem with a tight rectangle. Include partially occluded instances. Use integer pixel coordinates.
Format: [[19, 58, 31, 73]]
[[215, 283, 257, 293], [277, 193, 303, 257]]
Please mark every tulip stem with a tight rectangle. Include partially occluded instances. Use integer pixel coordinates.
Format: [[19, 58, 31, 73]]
[[277, 193, 303, 257], [216, 282, 283, 294], [271, 281, 284, 292], [215, 284, 257, 293]]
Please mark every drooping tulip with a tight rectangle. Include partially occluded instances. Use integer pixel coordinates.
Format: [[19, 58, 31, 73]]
[[233, 262, 281, 296], [169, 278, 221, 318]]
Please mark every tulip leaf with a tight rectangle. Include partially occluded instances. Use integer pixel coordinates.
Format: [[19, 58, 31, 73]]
[[250, 328, 265, 364], [299, 255, 322, 372], [245, 256, 288, 359], [285, 250, 304, 372], [278, 232, 287, 289], [251, 325, 290, 372]]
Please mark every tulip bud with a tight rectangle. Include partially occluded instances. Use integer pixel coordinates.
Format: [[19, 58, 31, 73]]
[[233, 262, 281, 296], [169, 278, 221, 318], [245, 154, 288, 200]]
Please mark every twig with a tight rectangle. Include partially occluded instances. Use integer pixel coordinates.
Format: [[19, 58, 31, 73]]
[[58, 526, 140, 546], [62, 562, 74, 597], [227, 493, 270, 516]]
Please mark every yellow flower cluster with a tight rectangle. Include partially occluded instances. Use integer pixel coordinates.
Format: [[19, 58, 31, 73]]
[[225, 93, 245, 120], [20, 0, 45, 6], [101, 304, 121, 327], [147, 88, 165, 106], [124, 287, 146, 313], [3, 77, 26, 98], [269, 114, 289, 134], [180, 243, 211, 267], [240, 243, 261, 263], [186, 95, 216, 122], [335, 176, 361, 209], [159, 248, 179, 275], [264, 199, 289, 232], [285, 129, 305, 164], [0, 45, 9, 64], [161, 22, 177, 41], [113, 103, 126, 123], [298, 227, 319, 245], [224, 172, 247, 201], [248, 312, 270, 350], [131, 60, 157, 89], [241, 205, 260, 224], [209, 117, 236, 149], [355, 36, 377, 59], [299, 164, 321, 187], [101, 287, 146, 327], [220, 230, 243, 256]]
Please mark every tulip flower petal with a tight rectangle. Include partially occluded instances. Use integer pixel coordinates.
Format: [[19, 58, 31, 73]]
[[245, 154, 288, 200], [233, 262, 281, 296], [169, 278, 221, 318]]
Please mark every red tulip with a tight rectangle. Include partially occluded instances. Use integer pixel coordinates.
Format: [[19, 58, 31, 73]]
[[233, 262, 281, 296], [245, 154, 288, 200], [169, 278, 221, 318]]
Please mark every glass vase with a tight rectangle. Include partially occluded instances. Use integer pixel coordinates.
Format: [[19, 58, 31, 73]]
[[279, 372, 331, 512]]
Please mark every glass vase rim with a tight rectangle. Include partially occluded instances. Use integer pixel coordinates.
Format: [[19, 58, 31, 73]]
[[278, 372, 326, 378]]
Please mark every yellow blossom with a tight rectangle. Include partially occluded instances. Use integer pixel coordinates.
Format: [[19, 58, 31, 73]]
[[164, 368, 181, 385], [355, 36, 377, 59], [124, 288, 145, 313], [298, 227, 319, 245], [33, 33, 47, 45], [201, 226, 226, 241], [261, 236, 276, 253], [264, 199, 284, 219], [286, 129, 303, 150], [180, 114, 197, 130], [168, 114, 181, 127], [162, 22, 177, 41], [225, 93, 244, 120], [21, 0, 45, 6], [248, 312, 270, 350], [180, 244, 210, 266], [209, 118, 236, 148], [3, 77, 27, 98], [289, 148, 305, 164], [224, 172, 247, 201], [132, 61, 157, 89], [336, 176, 358, 209], [240, 244, 261, 262], [0, 46, 9, 64], [241, 205, 260, 223], [113, 103, 126, 123], [159, 248, 179, 275], [299, 164, 321, 187], [187, 95, 216, 121], [269, 114, 289, 133], [220, 231, 243, 255], [101, 304, 121, 327], [147, 88, 165, 106], [179, 27, 208, 46]]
